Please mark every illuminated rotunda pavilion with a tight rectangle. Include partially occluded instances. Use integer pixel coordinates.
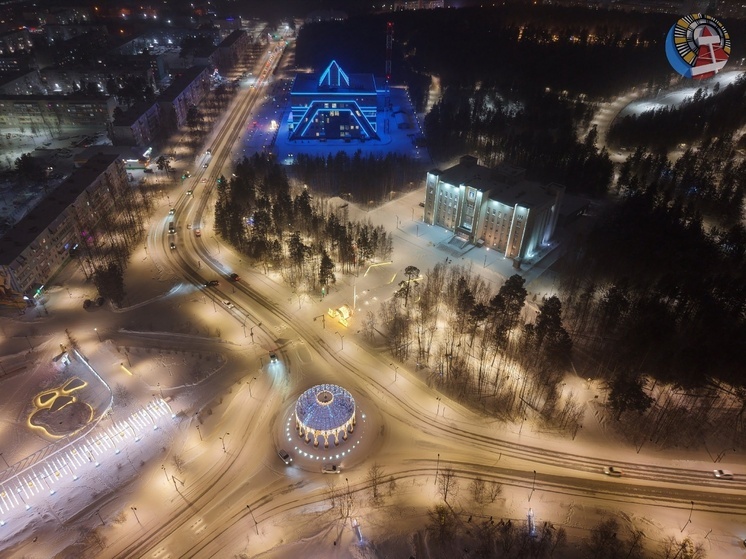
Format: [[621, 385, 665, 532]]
[[295, 384, 356, 448]]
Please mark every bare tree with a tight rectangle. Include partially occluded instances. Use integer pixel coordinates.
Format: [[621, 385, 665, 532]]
[[437, 467, 459, 505], [114, 383, 132, 407], [470, 477, 485, 505], [172, 454, 185, 474], [487, 481, 503, 503], [367, 463, 385, 506]]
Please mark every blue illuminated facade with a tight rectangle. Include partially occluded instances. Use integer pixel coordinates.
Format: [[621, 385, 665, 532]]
[[288, 60, 382, 141]]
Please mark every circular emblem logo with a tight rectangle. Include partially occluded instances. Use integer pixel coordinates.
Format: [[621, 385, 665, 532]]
[[665, 14, 730, 79]]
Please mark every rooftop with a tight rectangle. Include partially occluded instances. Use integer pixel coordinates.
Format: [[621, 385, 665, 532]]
[[157, 65, 208, 103], [0, 153, 120, 265]]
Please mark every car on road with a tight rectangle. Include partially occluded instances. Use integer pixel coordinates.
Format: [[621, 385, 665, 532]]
[[186, 189, 193, 196], [201, 178, 207, 183], [714, 469, 734, 479], [229, 273, 240, 281], [203, 163, 209, 168], [169, 208, 175, 215], [322, 464, 341, 474], [205, 280, 219, 287], [603, 466, 622, 477], [169, 242, 176, 250], [222, 300, 234, 309], [278, 449, 292, 464], [194, 228, 202, 237], [269, 352, 278, 363]]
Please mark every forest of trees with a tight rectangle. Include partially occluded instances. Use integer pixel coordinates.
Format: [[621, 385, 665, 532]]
[[608, 76, 746, 151], [424, 86, 614, 196], [289, 151, 424, 203], [214, 155, 393, 291]]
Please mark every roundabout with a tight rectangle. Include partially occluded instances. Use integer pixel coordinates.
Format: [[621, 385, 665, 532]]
[[278, 383, 380, 472]]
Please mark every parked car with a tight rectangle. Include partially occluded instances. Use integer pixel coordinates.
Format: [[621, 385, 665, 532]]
[[144, 168, 153, 174], [83, 299, 93, 309], [278, 449, 292, 464], [194, 228, 202, 237], [713, 469, 734, 479], [95, 296, 105, 306], [603, 466, 623, 477], [229, 273, 240, 281], [205, 280, 219, 287], [322, 464, 341, 474]]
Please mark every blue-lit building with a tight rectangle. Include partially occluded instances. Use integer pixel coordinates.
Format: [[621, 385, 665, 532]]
[[288, 60, 382, 142]]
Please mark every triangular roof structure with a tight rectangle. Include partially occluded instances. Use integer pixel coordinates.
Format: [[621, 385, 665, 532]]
[[318, 60, 349, 88]]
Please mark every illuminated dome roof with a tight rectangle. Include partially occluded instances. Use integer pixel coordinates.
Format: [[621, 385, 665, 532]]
[[295, 384, 356, 448]]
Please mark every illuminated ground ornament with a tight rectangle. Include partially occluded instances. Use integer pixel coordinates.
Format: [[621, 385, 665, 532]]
[[295, 384, 356, 448]]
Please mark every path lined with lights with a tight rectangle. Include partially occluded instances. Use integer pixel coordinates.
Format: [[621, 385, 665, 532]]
[[0, 399, 173, 524]]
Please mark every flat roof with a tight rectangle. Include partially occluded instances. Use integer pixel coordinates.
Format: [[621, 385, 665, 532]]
[[437, 159, 559, 209], [158, 65, 208, 102], [0, 153, 120, 265], [218, 29, 246, 49]]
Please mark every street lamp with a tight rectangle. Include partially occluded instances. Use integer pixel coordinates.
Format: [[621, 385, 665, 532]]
[[131, 506, 140, 524], [389, 363, 399, 381], [161, 464, 168, 481], [529, 470, 536, 502], [336, 332, 344, 350], [94, 328, 101, 342], [220, 432, 230, 453], [436, 397, 441, 417], [434, 453, 440, 486], [681, 501, 694, 533]]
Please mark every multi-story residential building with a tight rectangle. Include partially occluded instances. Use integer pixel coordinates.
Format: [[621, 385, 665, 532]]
[[0, 94, 116, 130], [110, 101, 162, 146], [0, 69, 44, 95], [424, 155, 564, 261], [0, 153, 127, 297], [0, 29, 33, 57], [157, 65, 210, 131], [214, 29, 249, 73]]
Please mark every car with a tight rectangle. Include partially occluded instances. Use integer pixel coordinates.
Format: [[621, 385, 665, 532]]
[[269, 352, 278, 363], [714, 469, 734, 479], [419, 202, 425, 207], [194, 228, 202, 237], [169, 242, 176, 250], [229, 273, 240, 281], [278, 449, 292, 464], [201, 178, 207, 183], [322, 464, 341, 474], [222, 300, 234, 309], [83, 299, 93, 309], [187, 224, 192, 229], [603, 466, 622, 477], [186, 189, 193, 196], [205, 280, 219, 287], [169, 208, 175, 215], [203, 163, 209, 168], [144, 168, 154, 174], [206, 149, 211, 155]]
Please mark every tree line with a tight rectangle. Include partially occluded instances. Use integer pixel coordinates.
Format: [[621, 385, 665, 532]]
[[608, 76, 746, 151], [214, 155, 393, 291], [372, 263, 582, 437], [289, 150, 424, 204], [425, 85, 613, 197]]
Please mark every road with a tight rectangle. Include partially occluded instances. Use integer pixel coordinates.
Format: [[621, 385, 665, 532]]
[[93, 42, 746, 559]]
